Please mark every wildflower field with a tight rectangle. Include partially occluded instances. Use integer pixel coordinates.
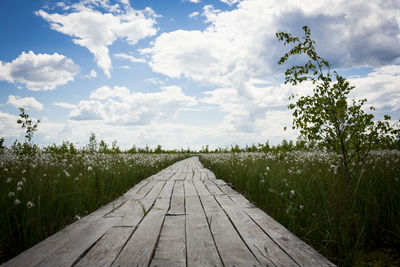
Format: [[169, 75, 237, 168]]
[[0, 147, 188, 262], [200, 151, 400, 266]]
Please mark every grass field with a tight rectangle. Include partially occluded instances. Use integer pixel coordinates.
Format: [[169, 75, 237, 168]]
[[199, 151, 400, 266], [1, 146, 399, 266], [0, 147, 188, 263]]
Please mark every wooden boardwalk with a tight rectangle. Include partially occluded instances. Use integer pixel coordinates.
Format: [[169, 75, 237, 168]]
[[3, 157, 335, 267]]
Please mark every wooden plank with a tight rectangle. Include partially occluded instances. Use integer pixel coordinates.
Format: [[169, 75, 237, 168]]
[[218, 184, 241, 196], [74, 226, 133, 267], [133, 179, 158, 200], [168, 181, 185, 215], [215, 194, 297, 266], [206, 170, 217, 180], [230, 194, 256, 208], [36, 216, 121, 267], [185, 171, 194, 180], [204, 179, 224, 195], [111, 183, 173, 267], [213, 179, 226, 186], [150, 215, 186, 267], [193, 179, 212, 196], [76, 180, 175, 266], [170, 171, 186, 181], [198, 194, 259, 266], [185, 196, 223, 266], [193, 171, 201, 180], [184, 180, 197, 197], [244, 207, 336, 266]]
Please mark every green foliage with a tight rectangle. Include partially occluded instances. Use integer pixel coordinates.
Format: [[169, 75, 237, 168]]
[[276, 26, 397, 183], [87, 132, 98, 152], [16, 108, 40, 146]]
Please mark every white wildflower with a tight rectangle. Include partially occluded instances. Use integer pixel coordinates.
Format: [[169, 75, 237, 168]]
[[26, 201, 35, 209], [299, 205, 304, 210], [75, 215, 81, 220], [87, 166, 93, 171], [14, 199, 21, 205], [290, 190, 295, 197], [17, 186, 22, 191], [6, 177, 12, 183], [8, 192, 15, 197]]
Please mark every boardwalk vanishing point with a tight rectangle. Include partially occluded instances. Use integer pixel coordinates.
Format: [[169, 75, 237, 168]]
[[3, 157, 335, 266]]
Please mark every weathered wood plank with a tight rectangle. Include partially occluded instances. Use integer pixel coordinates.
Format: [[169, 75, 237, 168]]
[[198, 194, 259, 266], [168, 180, 185, 215], [185, 196, 223, 266], [184, 180, 197, 197], [74, 226, 133, 267], [215, 194, 297, 266], [150, 215, 186, 267], [244, 207, 336, 266], [36, 216, 121, 267], [74, 181, 174, 265], [111, 182, 173, 267], [204, 179, 225, 195]]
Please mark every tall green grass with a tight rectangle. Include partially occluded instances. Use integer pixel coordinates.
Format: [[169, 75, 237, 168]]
[[0, 148, 187, 263], [200, 151, 400, 266]]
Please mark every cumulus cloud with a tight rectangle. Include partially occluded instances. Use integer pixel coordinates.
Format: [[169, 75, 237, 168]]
[[349, 65, 400, 112], [36, 0, 158, 77], [7, 95, 44, 110], [0, 51, 79, 91], [0, 111, 23, 138], [69, 85, 197, 125], [143, 0, 400, 97]]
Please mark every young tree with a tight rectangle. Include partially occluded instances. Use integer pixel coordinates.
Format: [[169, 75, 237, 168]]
[[276, 26, 394, 183], [16, 107, 40, 146]]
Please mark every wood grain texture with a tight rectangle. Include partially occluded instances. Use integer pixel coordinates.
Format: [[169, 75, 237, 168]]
[[150, 215, 186, 267]]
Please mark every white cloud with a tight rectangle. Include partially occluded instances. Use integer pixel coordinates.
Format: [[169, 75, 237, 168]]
[[188, 11, 199, 19], [0, 111, 23, 138], [53, 102, 77, 109], [143, 0, 400, 98], [219, 0, 241, 6], [7, 95, 44, 111], [83, 69, 97, 79], [349, 65, 400, 112], [185, 0, 201, 3], [69, 85, 197, 125], [114, 53, 146, 63], [145, 77, 165, 85], [119, 65, 131, 69], [0, 51, 79, 91], [36, 0, 158, 77]]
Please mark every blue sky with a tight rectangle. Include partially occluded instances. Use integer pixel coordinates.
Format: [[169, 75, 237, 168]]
[[0, 0, 399, 150]]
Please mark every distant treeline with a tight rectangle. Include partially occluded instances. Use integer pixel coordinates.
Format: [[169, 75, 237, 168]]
[[2, 132, 397, 156]]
